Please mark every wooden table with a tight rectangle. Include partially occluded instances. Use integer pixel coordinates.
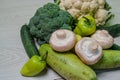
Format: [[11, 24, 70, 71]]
[[0, 0, 120, 80]]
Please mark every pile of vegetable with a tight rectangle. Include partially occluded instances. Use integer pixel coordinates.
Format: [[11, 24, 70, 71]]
[[20, 1, 120, 80]]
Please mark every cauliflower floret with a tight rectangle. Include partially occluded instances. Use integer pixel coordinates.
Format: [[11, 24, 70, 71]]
[[63, 0, 73, 9], [90, 3, 99, 11], [82, 0, 91, 2], [67, 8, 80, 19], [59, 3, 66, 10], [81, 2, 90, 13], [60, 0, 65, 2], [90, 1, 99, 11], [71, 0, 79, 3], [91, 0, 98, 3], [95, 9, 108, 26], [98, 0, 106, 9], [73, 0, 83, 9]]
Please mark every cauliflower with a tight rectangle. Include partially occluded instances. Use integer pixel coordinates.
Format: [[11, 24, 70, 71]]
[[55, 0, 111, 26]]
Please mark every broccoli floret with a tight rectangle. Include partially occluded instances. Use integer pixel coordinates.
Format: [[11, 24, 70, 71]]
[[28, 3, 73, 45]]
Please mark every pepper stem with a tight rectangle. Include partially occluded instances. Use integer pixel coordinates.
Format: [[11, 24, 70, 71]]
[[83, 16, 91, 25], [41, 51, 48, 61]]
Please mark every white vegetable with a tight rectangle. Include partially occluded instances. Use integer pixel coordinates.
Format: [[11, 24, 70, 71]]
[[91, 0, 98, 3], [73, 0, 83, 9], [82, 0, 91, 2], [75, 37, 103, 65], [63, 0, 73, 9], [59, 0, 109, 26], [97, 0, 106, 9], [81, 2, 90, 13], [59, 3, 66, 10], [90, 1, 98, 11], [49, 29, 76, 52], [60, 0, 65, 2], [91, 30, 114, 49], [94, 9, 108, 26], [67, 8, 80, 19]]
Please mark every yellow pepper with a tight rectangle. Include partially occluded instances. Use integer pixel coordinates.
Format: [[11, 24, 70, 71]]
[[74, 15, 96, 36], [20, 55, 46, 77]]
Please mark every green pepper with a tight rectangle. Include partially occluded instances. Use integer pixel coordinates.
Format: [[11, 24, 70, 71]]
[[20, 55, 46, 77], [73, 15, 96, 36]]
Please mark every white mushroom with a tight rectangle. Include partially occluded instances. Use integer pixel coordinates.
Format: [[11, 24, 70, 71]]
[[49, 29, 76, 52], [91, 30, 114, 49], [75, 37, 102, 65]]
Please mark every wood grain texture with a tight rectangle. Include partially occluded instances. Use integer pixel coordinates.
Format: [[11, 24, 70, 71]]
[[0, 0, 120, 80]]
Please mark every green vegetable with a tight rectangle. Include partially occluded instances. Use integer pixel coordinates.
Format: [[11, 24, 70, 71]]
[[109, 44, 120, 50], [20, 25, 46, 76], [39, 44, 97, 80], [90, 50, 120, 69], [20, 55, 46, 76], [75, 34, 82, 42], [20, 24, 39, 58], [28, 3, 73, 45], [104, 2, 112, 11], [73, 15, 96, 36], [104, 1, 115, 26], [104, 12, 114, 26], [97, 24, 120, 37], [54, 0, 60, 4]]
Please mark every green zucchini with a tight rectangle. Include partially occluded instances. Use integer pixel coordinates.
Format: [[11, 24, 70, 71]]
[[20, 24, 39, 58], [90, 50, 120, 69], [39, 44, 97, 80]]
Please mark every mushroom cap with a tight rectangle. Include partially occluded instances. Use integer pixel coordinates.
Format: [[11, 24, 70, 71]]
[[49, 29, 76, 52], [75, 37, 102, 65], [91, 30, 114, 49]]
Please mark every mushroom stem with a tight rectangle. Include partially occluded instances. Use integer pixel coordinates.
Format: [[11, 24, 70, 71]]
[[89, 42, 98, 53], [101, 30, 109, 37], [75, 37, 103, 65], [56, 30, 66, 39]]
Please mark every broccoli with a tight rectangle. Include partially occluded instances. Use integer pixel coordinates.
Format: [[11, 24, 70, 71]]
[[28, 3, 73, 45]]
